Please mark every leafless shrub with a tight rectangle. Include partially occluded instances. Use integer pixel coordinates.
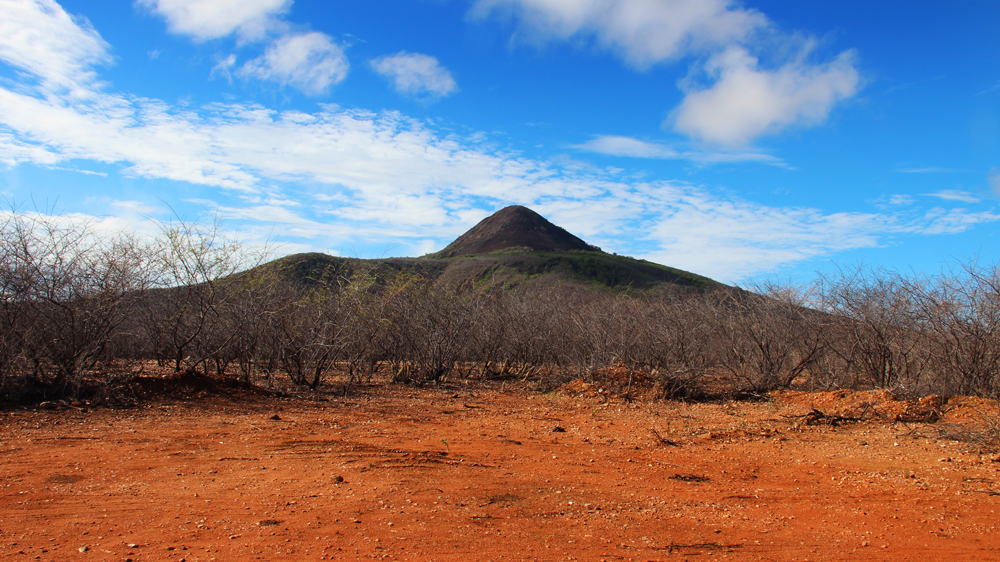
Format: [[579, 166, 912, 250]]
[[714, 283, 828, 395], [817, 266, 933, 395], [906, 262, 1000, 398], [0, 209, 156, 400], [812, 263, 1000, 399], [138, 217, 273, 378], [278, 267, 383, 391], [638, 290, 719, 398], [382, 278, 477, 385], [567, 294, 637, 377]]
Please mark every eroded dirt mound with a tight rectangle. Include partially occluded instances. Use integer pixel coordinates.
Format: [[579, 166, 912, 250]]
[[776, 389, 998, 425], [111, 371, 280, 402]]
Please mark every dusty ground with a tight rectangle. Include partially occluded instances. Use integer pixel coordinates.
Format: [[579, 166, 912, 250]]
[[2, 381, 1000, 561]]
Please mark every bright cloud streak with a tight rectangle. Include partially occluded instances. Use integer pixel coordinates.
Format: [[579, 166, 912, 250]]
[[573, 135, 679, 159], [370, 52, 458, 102], [0, 79, 993, 279], [0, 0, 110, 94], [926, 190, 980, 203], [898, 167, 963, 174], [136, 0, 291, 42], [572, 135, 785, 165], [238, 32, 348, 95]]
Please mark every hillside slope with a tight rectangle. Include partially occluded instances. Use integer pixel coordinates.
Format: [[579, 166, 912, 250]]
[[248, 206, 723, 292]]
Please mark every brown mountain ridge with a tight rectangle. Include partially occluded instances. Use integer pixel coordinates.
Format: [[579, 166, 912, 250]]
[[432, 205, 601, 258]]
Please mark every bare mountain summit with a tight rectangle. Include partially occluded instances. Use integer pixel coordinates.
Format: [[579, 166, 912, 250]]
[[434, 206, 600, 258]]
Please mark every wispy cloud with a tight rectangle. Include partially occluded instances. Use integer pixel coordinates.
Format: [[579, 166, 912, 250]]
[[45, 165, 108, 177], [210, 53, 237, 81], [573, 135, 679, 159], [370, 52, 458, 102], [925, 190, 980, 204], [898, 166, 963, 174], [140, 0, 345, 95], [867, 194, 915, 209], [571, 135, 785, 166], [915, 207, 1000, 235], [990, 168, 1000, 195], [976, 80, 1000, 97]]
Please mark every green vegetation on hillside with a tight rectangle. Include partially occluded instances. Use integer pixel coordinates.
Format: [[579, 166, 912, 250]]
[[248, 249, 720, 294]]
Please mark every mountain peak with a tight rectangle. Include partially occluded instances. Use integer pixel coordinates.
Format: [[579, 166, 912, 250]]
[[434, 205, 600, 258]]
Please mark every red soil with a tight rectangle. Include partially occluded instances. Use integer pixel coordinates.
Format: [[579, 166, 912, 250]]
[[2, 383, 999, 561]]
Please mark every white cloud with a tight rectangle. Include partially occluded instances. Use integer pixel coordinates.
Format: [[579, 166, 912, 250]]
[[473, 0, 861, 146], [637, 191, 1000, 279], [238, 32, 348, 95], [574, 135, 679, 159], [210, 53, 237, 81], [672, 46, 860, 146], [887, 195, 914, 206], [915, 208, 1000, 236], [469, 0, 768, 69], [990, 168, 1000, 195], [370, 52, 458, 102], [44, 165, 107, 176], [0, 0, 111, 94], [0, 130, 62, 166], [898, 167, 962, 174], [137, 0, 345, 95], [572, 134, 785, 165], [136, 0, 291, 42], [926, 190, 980, 204], [976, 80, 1000, 97], [640, 193, 889, 278]]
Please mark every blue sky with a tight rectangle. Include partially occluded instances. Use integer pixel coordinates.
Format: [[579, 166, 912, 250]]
[[0, 0, 998, 282]]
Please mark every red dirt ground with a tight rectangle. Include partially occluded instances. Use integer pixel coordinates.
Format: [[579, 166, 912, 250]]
[[2, 382, 1000, 561]]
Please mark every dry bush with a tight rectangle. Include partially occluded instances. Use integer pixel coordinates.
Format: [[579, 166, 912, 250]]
[[817, 266, 933, 396], [816, 263, 1000, 399], [914, 263, 1000, 398], [138, 218, 266, 375], [0, 210, 156, 401], [382, 279, 478, 385], [713, 284, 828, 395]]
